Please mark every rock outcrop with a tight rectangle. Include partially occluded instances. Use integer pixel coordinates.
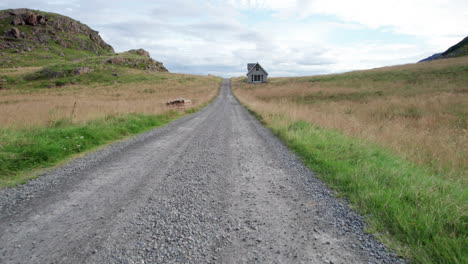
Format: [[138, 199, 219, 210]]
[[0, 9, 168, 72], [107, 49, 168, 72], [128, 49, 151, 58], [0, 8, 114, 55]]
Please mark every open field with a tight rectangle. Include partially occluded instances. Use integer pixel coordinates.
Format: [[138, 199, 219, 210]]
[[0, 63, 221, 186], [234, 56, 468, 176], [0, 51, 220, 128], [0, 70, 219, 128], [232, 56, 468, 264]]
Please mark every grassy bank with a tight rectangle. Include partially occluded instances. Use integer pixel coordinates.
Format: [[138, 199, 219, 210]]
[[0, 112, 182, 187], [273, 118, 465, 263], [232, 57, 467, 263]]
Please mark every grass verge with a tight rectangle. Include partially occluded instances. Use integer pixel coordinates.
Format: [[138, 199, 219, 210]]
[[0, 79, 220, 188], [257, 115, 466, 263], [0, 112, 183, 188]]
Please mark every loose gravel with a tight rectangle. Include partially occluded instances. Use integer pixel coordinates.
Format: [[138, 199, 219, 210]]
[[0, 79, 406, 263]]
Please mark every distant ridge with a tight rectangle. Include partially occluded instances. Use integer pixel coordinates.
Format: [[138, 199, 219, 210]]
[[419, 36, 468, 62]]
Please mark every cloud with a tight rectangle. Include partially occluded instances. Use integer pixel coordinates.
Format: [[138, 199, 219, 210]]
[[0, 0, 466, 77]]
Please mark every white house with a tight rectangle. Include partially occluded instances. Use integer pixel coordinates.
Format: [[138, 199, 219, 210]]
[[246, 62, 268, 83]]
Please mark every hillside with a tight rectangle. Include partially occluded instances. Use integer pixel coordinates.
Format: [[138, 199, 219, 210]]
[[0, 8, 114, 66], [420, 36, 468, 62], [0, 8, 167, 73]]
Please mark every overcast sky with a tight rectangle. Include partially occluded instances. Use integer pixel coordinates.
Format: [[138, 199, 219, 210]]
[[1, 0, 467, 77]]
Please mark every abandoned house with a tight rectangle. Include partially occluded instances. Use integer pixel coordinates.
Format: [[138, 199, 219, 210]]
[[247, 62, 268, 83]]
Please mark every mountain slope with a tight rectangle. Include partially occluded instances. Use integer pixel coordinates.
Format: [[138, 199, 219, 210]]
[[419, 36, 468, 62], [440, 36, 468, 57]]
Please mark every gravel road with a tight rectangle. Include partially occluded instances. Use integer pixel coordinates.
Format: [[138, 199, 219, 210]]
[[0, 79, 405, 263]]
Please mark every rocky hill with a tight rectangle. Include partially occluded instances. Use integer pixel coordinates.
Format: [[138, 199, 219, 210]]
[[420, 36, 468, 62], [0, 8, 114, 56], [0, 8, 167, 72]]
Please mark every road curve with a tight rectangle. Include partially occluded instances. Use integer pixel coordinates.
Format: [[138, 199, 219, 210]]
[[0, 79, 404, 263]]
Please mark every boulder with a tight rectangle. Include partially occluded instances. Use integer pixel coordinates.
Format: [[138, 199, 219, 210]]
[[38, 15, 47, 25], [25, 12, 38, 26], [8, 27, 21, 39], [11, 16, 25, 26], [9, 9, 29, 16]]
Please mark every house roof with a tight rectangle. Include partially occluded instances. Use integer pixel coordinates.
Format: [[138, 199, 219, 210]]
[[246, 62, 268, 76]]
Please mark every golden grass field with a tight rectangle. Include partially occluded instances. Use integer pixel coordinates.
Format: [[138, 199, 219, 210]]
[[233, 56, 468, 177], [0, 69, 220, 128]]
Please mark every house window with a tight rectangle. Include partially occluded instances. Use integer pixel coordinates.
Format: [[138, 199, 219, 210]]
[[256, 65, 259, 71]]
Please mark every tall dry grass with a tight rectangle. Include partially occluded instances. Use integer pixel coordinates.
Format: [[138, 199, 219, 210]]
[[0, 71, 220, 128], [233, 57, 468, 177]]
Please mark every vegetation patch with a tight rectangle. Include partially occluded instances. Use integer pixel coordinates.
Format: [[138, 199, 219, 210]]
[[261, 116, 465, 264], [0, 113, 182, 187]]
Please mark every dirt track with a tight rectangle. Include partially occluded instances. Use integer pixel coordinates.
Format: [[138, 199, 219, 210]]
[[0, 79, 404, 263]]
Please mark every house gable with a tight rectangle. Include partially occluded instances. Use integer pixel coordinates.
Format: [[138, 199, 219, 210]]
[[246, 62, 268, 83], [246, 62, 268, 76]]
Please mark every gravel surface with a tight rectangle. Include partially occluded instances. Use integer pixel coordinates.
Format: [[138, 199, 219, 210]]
[[0, 79, 406, 263]]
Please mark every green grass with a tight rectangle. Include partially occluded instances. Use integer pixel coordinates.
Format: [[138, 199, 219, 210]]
[[0, 112, 183, 187], [1, 53, 169, 90], [306, 65, 468, 84], [0, 86, 219, 188], [262, 118, 466, 264]]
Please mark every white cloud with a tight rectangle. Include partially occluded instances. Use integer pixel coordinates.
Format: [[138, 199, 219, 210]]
[[0, 0, 466, 76], [243, 0, 467, 48]]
